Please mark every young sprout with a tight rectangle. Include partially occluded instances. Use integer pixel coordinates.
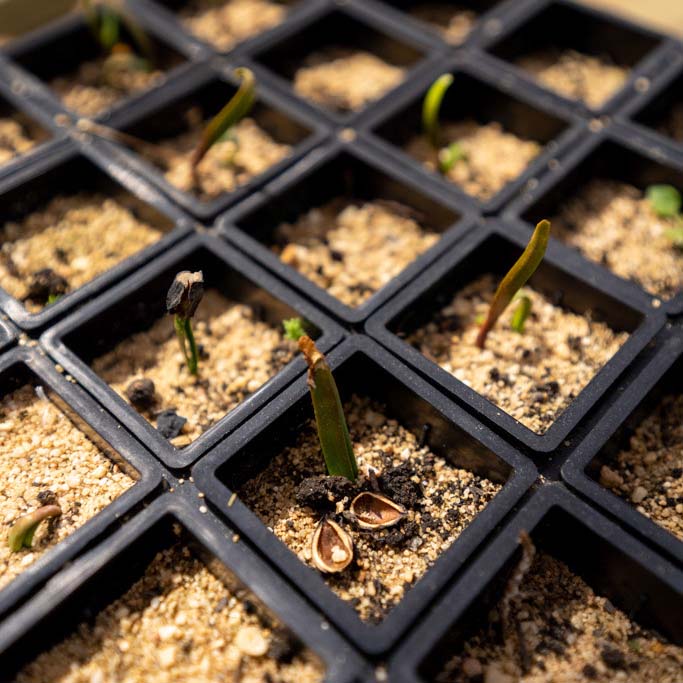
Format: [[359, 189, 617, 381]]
[[81, 0, 154, 63], [422, 73, 453, 148], [284, 318, 358, 481], [190, 67, 256, 176], [646, 184, 683, 247], [510, 293, 532, 334], [8, 505, 62, 552], [167, 271, 204, 376], [476, 220, 551, 349], [438, 141, 466, 174]]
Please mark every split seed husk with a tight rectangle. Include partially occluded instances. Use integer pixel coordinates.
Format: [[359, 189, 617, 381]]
[[311, 518, 353, 573], [350, 492, 407, 530]]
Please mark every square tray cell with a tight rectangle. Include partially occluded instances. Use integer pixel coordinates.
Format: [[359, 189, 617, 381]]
[[42, 234, 344, 470], [220, 140, 476, 325], [0, 489, 365, 683], [193, 336, 537, 655], [363, 59, 580, 215], [366, 220, 664, 453], [248, 4, 432, 125], [483, 0, 669, 115], [389, 484, 683, 683], [563, 328, 683, 568], [0, 142, 192, 332], [506, 127, 683, 315], [87, 62, 327, 221], [0, 346, 162, 623], [3, 10, 189, 121]]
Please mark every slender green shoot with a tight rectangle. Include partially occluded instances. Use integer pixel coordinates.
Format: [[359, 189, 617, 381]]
[[284, 319, 357, 481], [167, 271, 204, 376], [191, 67, 256, 172], [476, 220, 551, 349], [510, 294, 532, 334], [82, 0, 154, 62], [8, 505, 62, 552], [423, 73, 453, 148], [646, 184, 683, 247], [438, 141, 466, 173]]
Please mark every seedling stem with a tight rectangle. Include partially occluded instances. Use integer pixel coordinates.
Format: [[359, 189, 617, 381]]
[[167, 271, 204, 376], [8, 505, 62, 552]]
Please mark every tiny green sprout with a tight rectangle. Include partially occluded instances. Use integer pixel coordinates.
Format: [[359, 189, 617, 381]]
[[167, 271, 204, 376], [510, 294, 532, 334], [438, 141, 466, 173], [284, 319, 358, 481], [8, 505, 62, 553], [82, 0, 154, 62], [46, 293, 61, 305], [191, 67, 256, 174], [646, 184, 683, 247], [476, 220, 551, 349], [423, 73, 453, 148]]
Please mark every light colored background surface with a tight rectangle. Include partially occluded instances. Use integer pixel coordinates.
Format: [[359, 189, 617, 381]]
[[580, 0, 683, 36]]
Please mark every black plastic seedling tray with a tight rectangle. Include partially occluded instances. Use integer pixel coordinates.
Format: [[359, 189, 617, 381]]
[[42, 233, 345, 470], [0, 140, 194, 333], [0, 317, 15, 353], [562, 327, 683, 568], [477, 0, 675, 117], [83, 59, 329, 221], [360, 53, 584, 215], [243, 0, 439, 127], [0, 483, 368, 683], [366, 219, 666, 454], [505, 123, 683, 315], [219, 138, 477, 325], [0, 345, 163, 624], [193, 336, 537, 655], [389, 483, 683, 682]]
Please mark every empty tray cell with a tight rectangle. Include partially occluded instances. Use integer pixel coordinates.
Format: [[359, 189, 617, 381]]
[[121, 76, 306, 202], [8, 12, 185, 118], [390, 0, 498, 45], [424, 505, 683, 682], [0, 95, 49, 169], [13, 517, 324, 683], [255, 10, 423, 114], [633, 68, 683, 148], [0, 366, 136, 592], [0, 155, 174, 314], [521, 139, 683, 304], [234, 149, 461, 309], [374, 71, 567, 203], [161, 0, 296, 52], [488, 2, 660, 110]]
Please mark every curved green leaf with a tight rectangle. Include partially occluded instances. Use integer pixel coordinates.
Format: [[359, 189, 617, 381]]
[[422, 73, 453, 148]]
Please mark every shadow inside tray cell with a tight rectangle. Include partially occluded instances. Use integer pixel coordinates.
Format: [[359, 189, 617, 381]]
[[234, 149, 461, 308], [373, 71, 568, 203], [218, 349, 513, 624], [633, 69, 683, 147], [386, 232, 642, 435], [59, 244, 318, 449], [117, 75, 312, 203], [419, 505, 683, 682], [254, 9, 424, 114], [5, 514, 326, 682], [0, 153, 175, 315], [8, 14, 186, 118], [487, 2, 661, 110], [520, 139, 683, 303]]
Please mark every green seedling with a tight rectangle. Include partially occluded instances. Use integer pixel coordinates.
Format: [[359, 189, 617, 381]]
[[438, 141, 466, 174], [81, 0, 154, 63], [646, 184, 683, 247], [476, 220, 551, 349], [510, 293, 532, 334], [284, 318, 358, 481], [423, 73, 453, 148], [167, 271, 204, 376], [8, 505, 62, 552], [191, 67, 256, 174]]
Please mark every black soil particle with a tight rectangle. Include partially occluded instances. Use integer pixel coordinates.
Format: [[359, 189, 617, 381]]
[[267, 627, 303, 664], [125, 378, 156, 411], [295, 475, 356, 511], [157, 409, 187, 439], [26, 268, 68, 304], [380, 462, 423, 508]]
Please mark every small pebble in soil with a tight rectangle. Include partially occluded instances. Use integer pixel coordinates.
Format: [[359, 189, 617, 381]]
[[157, 409, 188, 439], [124, 378, 156, 411]]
